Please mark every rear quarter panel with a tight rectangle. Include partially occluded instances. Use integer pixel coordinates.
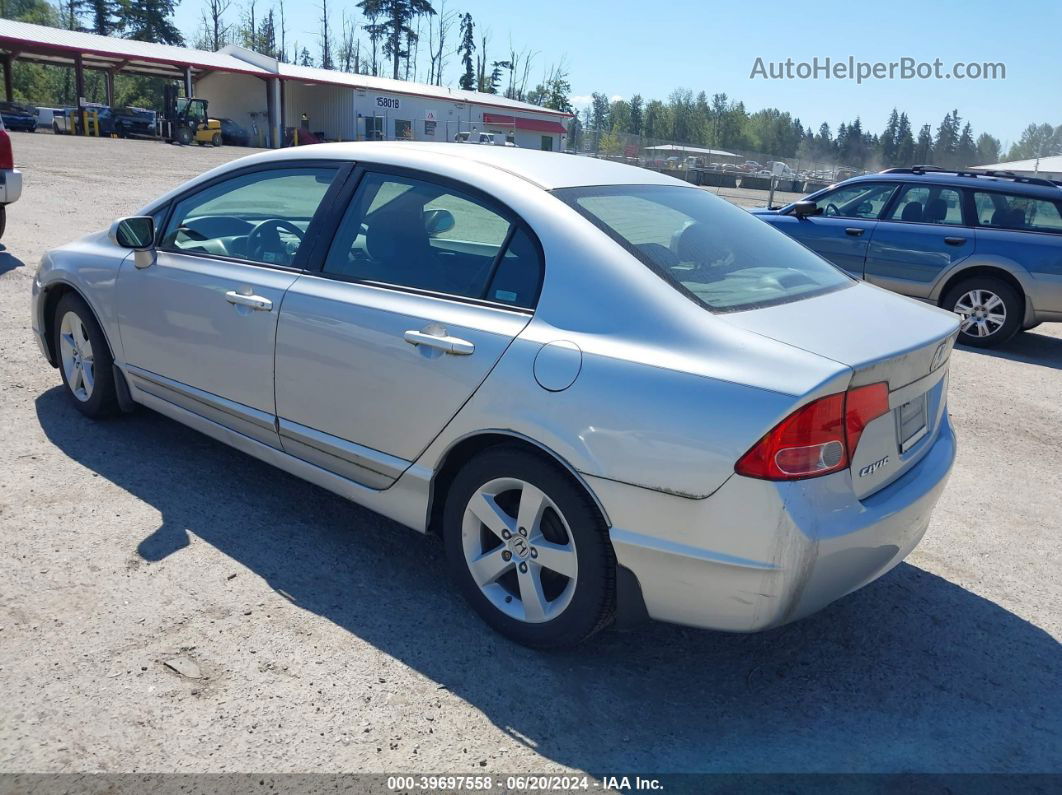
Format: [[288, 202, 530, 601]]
[[417, 317, 851, 500], [963, 227, 1062, 315]]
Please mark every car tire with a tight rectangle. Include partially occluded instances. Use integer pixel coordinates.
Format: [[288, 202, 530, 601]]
[[176, 126, 193, 146], [0, 205, 6, 240], [944, 276, 1022, 348], [443, 445, 615, 648], [53, 292, 120, 419], [52, 121, 61, 135], [211, 133, 222, 147]]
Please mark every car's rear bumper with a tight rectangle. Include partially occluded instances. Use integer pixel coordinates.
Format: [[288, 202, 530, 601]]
[[591, 415, 956, 632], [0, 167, 22, 204]]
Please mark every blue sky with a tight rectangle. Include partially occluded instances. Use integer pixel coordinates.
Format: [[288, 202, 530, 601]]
[[172, 0, 1058, 148]]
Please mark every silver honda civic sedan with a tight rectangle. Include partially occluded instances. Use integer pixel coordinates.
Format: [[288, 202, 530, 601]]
[[31, 142, 960, 647]]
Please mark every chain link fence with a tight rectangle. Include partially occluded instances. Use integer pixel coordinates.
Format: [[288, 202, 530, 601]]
[[570, 128, 876, 206]]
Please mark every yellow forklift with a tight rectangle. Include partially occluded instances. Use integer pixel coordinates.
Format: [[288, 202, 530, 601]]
[[163, 84, 223, 147]]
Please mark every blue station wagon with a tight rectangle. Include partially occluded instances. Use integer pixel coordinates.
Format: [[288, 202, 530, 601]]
[[753, 167, 1062, 347]]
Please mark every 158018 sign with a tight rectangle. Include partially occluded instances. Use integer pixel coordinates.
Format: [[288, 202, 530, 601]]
[[375, 96, 400, 109]]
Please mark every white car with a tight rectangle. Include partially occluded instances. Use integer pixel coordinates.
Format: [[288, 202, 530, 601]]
[[454, 130, 516, 146], [0, 114, 22, 238]]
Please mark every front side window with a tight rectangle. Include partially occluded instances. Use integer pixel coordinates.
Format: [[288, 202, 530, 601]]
[[809, 181, 898, 219], [973, 191, 1062, 233], [323, 172, 542, 307], [160, 167, 339, 267], [886, 184, 964, 225], [557, 184, 852, 312]]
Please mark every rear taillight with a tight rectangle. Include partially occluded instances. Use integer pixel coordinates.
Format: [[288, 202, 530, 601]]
[[736, 382, 889, 481], [0, 129, 12, 170], [844, 382, 889, 456]]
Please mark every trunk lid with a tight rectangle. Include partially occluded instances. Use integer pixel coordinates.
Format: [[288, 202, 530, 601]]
[[721, 282, 960, 497]]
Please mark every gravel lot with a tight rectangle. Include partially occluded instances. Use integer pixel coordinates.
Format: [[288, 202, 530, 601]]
[[0, 133, 1059, 775]]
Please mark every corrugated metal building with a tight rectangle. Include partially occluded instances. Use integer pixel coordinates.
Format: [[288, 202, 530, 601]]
[[971, 155, 1062, 181], [0, 18, 571, 150], [202, 46, 570, 150]]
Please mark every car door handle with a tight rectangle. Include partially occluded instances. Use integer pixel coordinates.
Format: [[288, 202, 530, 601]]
[[404, 330, 475, 355], [225, 290, 273, 311], [845, 227, 865, 237], [944, 236, 967, 246]]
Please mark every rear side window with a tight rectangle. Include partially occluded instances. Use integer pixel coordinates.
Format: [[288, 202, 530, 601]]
[[324, 171, 542, 307], [557, 184, 852, 312], [484, 227, 541, 308], [973, 191, 1062, 233], [887, 185, 964, 225]]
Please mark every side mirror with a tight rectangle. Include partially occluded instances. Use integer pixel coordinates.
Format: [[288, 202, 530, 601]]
[[112, 216, 155, 250], [423, 208, 455, 237], [792, 200, 820, 218]]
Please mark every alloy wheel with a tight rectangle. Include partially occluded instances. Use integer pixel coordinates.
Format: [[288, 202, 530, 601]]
[[58, 310, 95, 402], [461, 477, 578, 624], [954, 288, 1006, 339]]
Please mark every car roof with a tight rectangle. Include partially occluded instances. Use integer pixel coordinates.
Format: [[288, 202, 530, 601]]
[[842, 170, 1062, 200], [240, 141, 688, 190]]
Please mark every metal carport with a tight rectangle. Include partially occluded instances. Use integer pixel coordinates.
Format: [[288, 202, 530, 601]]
[[0, 17, 282, 146]]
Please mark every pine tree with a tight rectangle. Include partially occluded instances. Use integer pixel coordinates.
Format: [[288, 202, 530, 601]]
[[934, 109, 960, 167], [812, 122, 833, 162], [120, 0, 182, 44], [566, 112, 582, 151], [364, 13, 383, 75], [895, 113, 915, 166], [259, 9, 277, 59], [357, 0, 436, 80], [629, 94, 643, 136], [591, 92, 610, 136], [835, 122, 849, 163], [915, 123, 934, 164], [880, 108, 900, 167], [484, 60, 509, 94], [86, 0, 119, 34], [956, 122, 977, 168], [845, 117, 865, 167], [457, 12, 474, 90], [643, 99, 662, 140]]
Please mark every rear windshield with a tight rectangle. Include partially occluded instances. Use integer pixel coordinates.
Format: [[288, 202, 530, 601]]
[[555, 184, 852, 311]]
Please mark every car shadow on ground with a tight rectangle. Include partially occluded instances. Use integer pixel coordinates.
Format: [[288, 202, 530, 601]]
[[958, 330, 1062, 371], [35, 387, 1061, 773], [0, 249, 24, 275]]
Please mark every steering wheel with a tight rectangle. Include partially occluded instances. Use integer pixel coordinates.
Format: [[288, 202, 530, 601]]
[[824, 202, 840, 217], [247, 219, 305, 262]]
